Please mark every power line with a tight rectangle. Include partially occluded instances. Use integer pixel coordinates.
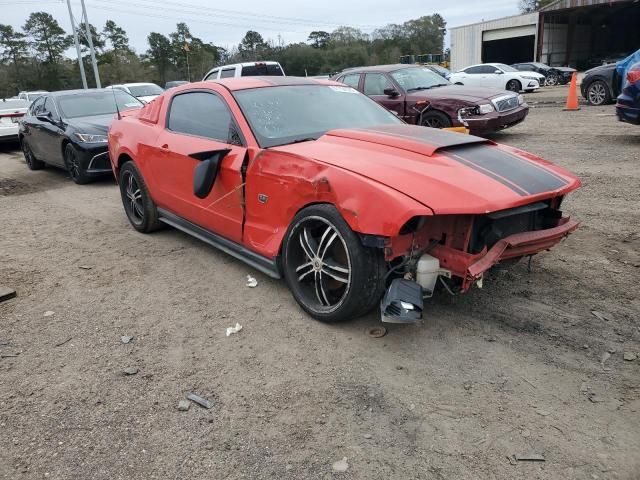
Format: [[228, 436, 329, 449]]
[[82, 0, 381, 31], [80, 2, 310, 34]]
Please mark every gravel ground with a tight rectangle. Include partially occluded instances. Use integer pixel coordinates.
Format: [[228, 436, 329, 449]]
[[1, 86, 639, 480]]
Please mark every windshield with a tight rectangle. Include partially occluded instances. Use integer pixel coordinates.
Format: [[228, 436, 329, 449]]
[[391, 67, 450, 92], [58, 90, 143, 118], [127, 84, 164, 97], [234, 85, 402, 148], [495, 64, 518, 72]]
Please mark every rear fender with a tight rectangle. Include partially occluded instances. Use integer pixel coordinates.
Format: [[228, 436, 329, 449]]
[[243, 150, 432, 258]]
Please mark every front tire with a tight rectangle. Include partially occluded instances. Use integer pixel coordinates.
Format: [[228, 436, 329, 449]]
[[506, 79, 522, 92], [118, 161, 162, 233], [420, 111, 452, 129], [282, 204, 385, 322], [586, 80, 611, 106], [64, 144, 91, 184]]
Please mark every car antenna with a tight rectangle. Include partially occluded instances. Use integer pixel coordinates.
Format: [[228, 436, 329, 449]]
[[110, 87, 122, 120]]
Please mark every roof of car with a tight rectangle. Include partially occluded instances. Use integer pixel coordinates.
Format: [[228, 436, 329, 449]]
[[197, 76, 343, 91], [341, 64, 421, 73], [48, 88, 123, 97], [208, 61, 282, 70], [109, 83, 158, 87]]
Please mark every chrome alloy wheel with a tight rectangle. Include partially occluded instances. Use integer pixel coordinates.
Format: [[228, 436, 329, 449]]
[[123, 171, 144, 224], [588, 82, 606, 105], [287, 216, 352, 312]]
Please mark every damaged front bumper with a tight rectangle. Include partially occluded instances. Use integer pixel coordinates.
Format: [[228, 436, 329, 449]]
[[429, 216, 579, 290]]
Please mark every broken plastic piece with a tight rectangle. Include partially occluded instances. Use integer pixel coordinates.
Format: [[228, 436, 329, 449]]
[[246, 274, 258, 288], [187, 393, 213, 409], [226, 322, 243, 336], [380, 279, 423, 324]]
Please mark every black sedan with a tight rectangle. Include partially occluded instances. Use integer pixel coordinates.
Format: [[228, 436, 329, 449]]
[[580, 63, 622, 106], [19, 89, 143, 184], [512, 62, 576, 86]]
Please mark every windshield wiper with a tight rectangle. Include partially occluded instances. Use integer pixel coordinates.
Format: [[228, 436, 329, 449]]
[[288, 137, 317, 144]]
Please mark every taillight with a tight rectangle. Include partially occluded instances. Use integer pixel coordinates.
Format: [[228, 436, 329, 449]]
[[627, 68, 640, 84]]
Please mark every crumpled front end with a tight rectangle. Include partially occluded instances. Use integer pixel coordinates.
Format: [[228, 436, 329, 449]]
[[385, 197, 579, 293]]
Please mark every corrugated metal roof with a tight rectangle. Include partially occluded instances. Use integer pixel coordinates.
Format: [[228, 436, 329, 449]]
[[540, 0, 632, 12]]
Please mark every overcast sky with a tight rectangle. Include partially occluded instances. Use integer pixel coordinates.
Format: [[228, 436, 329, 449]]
[[1, 0, 519, 53]]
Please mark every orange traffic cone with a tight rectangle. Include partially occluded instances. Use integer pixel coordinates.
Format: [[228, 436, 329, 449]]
[[563, 72, 580, 111]]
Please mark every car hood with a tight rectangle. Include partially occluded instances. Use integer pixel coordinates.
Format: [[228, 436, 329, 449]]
[[585, 63, 617, 76], [554, 67, 576, 73], [272, 125, 580, 215], [66, 114, 114, 134], [408, 85, 512, 103]]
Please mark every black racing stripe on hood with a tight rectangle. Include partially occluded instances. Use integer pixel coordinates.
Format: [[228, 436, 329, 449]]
[[443, 144, 568, 196]]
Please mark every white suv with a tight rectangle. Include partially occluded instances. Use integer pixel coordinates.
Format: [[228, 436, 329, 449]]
[[203, 61, 285, 81]]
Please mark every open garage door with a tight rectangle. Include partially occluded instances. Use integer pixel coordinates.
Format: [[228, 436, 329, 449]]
[[482, 34, 536, 65]]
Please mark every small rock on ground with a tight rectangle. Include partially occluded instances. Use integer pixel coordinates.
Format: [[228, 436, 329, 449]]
[[177, 400, 190, 411], [120, 335, 134, 344], [123, 367, 139, 375], [623, 352, 637, 361], [332, 457, 349, 473]]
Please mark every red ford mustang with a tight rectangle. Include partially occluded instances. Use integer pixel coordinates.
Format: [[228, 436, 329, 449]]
[[108, 77, 580, 322]]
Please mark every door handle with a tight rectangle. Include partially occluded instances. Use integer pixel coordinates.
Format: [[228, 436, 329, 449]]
[[160, 144, 169, 151]]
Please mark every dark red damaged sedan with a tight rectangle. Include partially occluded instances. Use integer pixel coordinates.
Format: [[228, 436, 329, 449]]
[[334, 64, 529, 135]]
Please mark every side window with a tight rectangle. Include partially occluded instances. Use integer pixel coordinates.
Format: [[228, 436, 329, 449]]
[[168, 91, 240, 145], [485, 65, 501, 74], [340, 73, 360, 89], [464, 66, 483, 74], [43, 97, 53, 114], [220, 68, 236, 78], [204, 70, 219, 81], [363, 73, 392, 96], [30, 97, 45, 115]]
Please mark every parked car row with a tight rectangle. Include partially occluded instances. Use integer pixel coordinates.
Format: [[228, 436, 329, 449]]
[[13, 73, 581, 324]]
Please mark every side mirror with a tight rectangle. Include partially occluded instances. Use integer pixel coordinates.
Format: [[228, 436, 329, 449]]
[[384, 87, 399, 97], [36, 112, 53, 122], [191, 149, 231, 199], [494, 69, 504, 75]]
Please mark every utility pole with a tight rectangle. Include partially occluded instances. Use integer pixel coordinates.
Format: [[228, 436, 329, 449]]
[[80, 0, 101, 88], [66, 0, 88, 89]]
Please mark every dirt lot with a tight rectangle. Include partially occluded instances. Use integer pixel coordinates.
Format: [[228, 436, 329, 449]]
[[1, 86, 639, 480]]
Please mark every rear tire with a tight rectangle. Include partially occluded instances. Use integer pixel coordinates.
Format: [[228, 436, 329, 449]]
[[118, 161, 162, 233], [282, 204, 386, 322], [420, 111, 452, 129], [506, 79, 522, 92], [64, 144, 91, 184], [22, 139, 45, 170]]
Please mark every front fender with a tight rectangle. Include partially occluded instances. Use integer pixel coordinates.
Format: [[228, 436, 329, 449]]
[[243, 150, 432, 258]]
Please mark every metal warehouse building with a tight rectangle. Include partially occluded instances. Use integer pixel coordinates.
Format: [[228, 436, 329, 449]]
[[450, 0, 640, 71]]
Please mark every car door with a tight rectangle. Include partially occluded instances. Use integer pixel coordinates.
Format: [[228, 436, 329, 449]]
[[22, 96, 47, 158], [37, 96, 66, 166], [363, 72, 405, 118], [456, 66, 484, 86], [150, 90, 246, 243]]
